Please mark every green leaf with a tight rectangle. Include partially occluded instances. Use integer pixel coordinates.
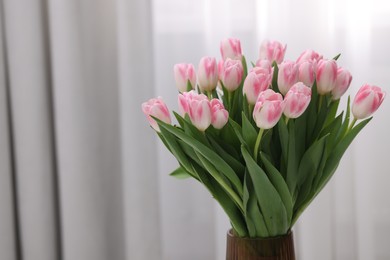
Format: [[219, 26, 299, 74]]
[[195, 151, 244, 212], [286, 121, 299, 196], [294, 134, 328, 210], [192, 163, 248, 236], [243, 172, 269, 237], [177, 139, 203, 167], [292, 117, 371, 226], [157, 132, 173, 153], [207, 136, 245, 180], [231, 84, 244, 123], [324, 99, 340, 127], [228, 118, 246, 145], [242, 55, 248, 77], [333, 53, 341, 60], [320, 112, 343, 157], [277, 120, 288, 162], [318, 118, 372, 192], [335, 96, 351, 144], [242, 112, 258, 152], [306, 82, 319, 145], [242, 94, 251, 124], [169, 166, 192, 179], [296, 134, 329, 187], [271, 62, 280, 93], [186, 80, 193, 92], [241, 145, 288, 236], [312, 142, 328, 191], [220, 122, 241, 153], [220, 81, 229, 109], [242, 172, 255, 236], [294, 112, 308, 161], [158, 124, 194, 175], [311, 94, 329, 142], [157, 119, 243, 196], [260, 153, 293, 225], [260, 130, 274, 164]]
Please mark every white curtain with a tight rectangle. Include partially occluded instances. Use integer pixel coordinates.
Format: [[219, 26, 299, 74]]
[[0, 0, 389, 260]]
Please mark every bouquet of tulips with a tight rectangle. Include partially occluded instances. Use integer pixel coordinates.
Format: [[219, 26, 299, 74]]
[[142, 39, 385, 238]]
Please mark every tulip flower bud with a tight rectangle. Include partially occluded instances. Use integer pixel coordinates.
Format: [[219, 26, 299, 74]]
[[178, 91, 211, 131], [189, 98, 212, 131], [255, 59, 273, 74], [197, 56, 218, 92], [173, 63, 196, 93], [253, 89, 284, 129], [316, 59, 338, 95], [352, 84, 386, 119], [243, 67, 272, 105], [142, 97, 171, 132], [296, 49, 323, 65], [221, 58, 244, 92], [298, 61, 315, 87], [218, 60, 224, 81], [210, 99, 229, 129], [178, 90, 208, 117], [283, 82, 312, 119], [277, 61, 299, 95], [220, 38, 242, 61], [331, 68, 352, 100], [259, 40, 287, 64]]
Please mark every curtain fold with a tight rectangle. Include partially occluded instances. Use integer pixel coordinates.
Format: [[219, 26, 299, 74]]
[[0, 2, 17, 259], [1, 1, 59, 259], [116, 0, 161, 259], [48, 0, 125, 259]]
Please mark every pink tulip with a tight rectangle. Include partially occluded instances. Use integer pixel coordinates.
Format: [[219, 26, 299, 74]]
[[283, 82, 312, 118], [277, 61, 299, 95], [298, 61, 315, 87], [178, 91, 211, 131], [218, 59, 224, 81], [142, 97, 171, 132], [352, 84, 386, 119], [220, 38, 242, 61], [173, 63, 196, 92], [255, 59, 273, 74], [221, 58, 244, 92], [253, 89, 284, 129], [210, 99, 229, 129], [243, 67, 272, 104], [296, 49, 323, 66], [178, 90, 208, 117], [189, 98, 212, 131], [316, 59, 338, 95], [259, 40, 287, 64], [331, 68, 352, 100], [197, 56, 218, 92]]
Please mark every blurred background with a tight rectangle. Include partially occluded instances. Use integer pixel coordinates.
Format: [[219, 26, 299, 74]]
[[0, 0, 389, 259]]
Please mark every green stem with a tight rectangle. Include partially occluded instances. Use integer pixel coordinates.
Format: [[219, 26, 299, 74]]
[[253, 128, 265, 162], [248, 103, 254, 114], [347, 118, 357, 133], [248, 103, 254, 121], [318, 95, 324, 113], [206, 91, 212, 99], [285, 117, 290, 125], [227, 91, 232, 110]]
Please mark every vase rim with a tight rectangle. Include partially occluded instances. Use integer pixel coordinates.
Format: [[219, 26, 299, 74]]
[[227, 228, 293, 241]]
